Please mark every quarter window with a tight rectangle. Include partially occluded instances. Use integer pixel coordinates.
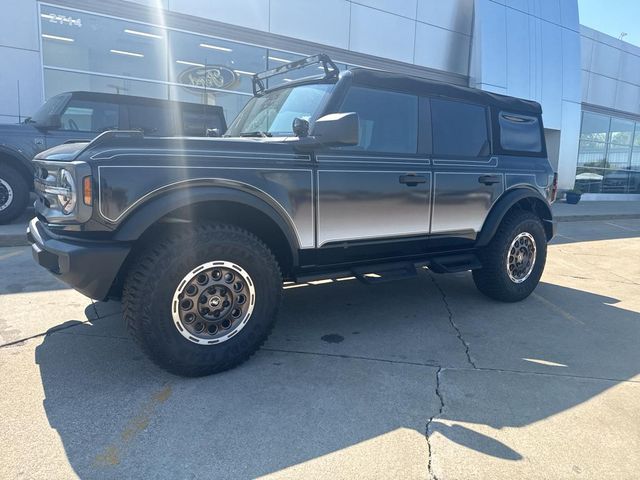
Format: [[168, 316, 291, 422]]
[[431, 98, 489, 157], [339, 87, 418, 154], [498, 112, 542, 153]]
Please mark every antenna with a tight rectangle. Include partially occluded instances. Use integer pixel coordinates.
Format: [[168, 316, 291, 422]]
[[16, 80, 21, 123]]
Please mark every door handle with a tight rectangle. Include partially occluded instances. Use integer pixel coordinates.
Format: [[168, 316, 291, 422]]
[[399, 174, 427, 186], [478, 174, 501, 185]]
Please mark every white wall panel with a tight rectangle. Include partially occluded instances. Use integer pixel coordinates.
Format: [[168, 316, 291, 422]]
[[0, 47, 42, 118], [538, 0, 561, 24], [0, 0, 39, 51], [349, 4, 415, 63], [355, 0, 417, 19], [505, 7, 531, 100], [619, 54, 640, 86], [590, 41, 621, 78], [270, 0, 350, 49], [416, 0, 474, 35], [540, 21, 562, 129], [580, 35, 594, 69], [559, 0, 579, 30], [614, 82, 640, 115], [558, 100, 582, 189], [586, 72, 617, 107], [562, 29, 582, 104], [470, 0, 507, 89], [170, 0, 269, 31], [414, 23, 469, 75]]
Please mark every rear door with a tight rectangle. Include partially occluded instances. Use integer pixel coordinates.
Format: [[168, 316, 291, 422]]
[[429, 97, 503, 239], [315, 85, 432, 248]]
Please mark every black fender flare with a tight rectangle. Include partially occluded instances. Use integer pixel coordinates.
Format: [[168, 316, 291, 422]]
[[476, 187, 554, 247], [111, 183, 301, 263], [0, 145, 33, 184]]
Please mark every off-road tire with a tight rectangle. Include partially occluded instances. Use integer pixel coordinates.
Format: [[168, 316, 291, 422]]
[[0, 165, 29, 224], [472, 210, 547, 302], [122, 223, 282, 377]]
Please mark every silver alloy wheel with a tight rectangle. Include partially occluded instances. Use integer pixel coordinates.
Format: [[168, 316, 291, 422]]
[[172, 261, 256, 345], [0, 178, 14, 212], [506, 232, 537, 283]]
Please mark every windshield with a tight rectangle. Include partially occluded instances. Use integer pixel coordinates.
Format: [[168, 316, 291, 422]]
[[29, 93, 70, 125], [225, 83, 334, 137]]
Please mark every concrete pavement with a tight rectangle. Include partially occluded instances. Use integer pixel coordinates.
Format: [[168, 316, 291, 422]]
[[0, 219, 639, 479]]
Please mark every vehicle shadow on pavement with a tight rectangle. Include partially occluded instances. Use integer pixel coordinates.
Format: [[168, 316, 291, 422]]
[[33, 273, 639, 478]]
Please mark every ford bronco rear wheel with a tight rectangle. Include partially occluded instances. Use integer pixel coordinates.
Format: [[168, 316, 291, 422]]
[[0, 165, 29, 224], [472, 211, 547, 302], [122, 223, 282, 376]]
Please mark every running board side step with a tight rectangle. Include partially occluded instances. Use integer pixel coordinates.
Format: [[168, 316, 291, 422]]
[[352, 262, 420, 284], [428, 253, 482, 274]]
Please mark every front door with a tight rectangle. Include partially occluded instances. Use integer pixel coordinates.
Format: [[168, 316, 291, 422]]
[[429, 98, 503, 239], [315, 86, 432, 248], [45, 99, 120, 148]]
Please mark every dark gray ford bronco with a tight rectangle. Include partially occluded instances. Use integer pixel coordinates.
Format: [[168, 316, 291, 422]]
[[0, 91, 225, 224], [28, 55, 557, 376]]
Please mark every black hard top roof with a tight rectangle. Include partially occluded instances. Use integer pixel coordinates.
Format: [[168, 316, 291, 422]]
[[346, 68, 542, 114], [62, 91, 224, 112]]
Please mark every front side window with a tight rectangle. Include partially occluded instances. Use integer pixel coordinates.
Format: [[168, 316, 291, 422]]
[[431, 98, 489, 157], [225, 83, 334, 137], [499, 112, 542, 153], [339, 87, 418, 154], [59, 100, 118, 132]]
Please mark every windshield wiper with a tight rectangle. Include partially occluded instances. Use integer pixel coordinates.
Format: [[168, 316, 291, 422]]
[[239, 131, 273, 138]]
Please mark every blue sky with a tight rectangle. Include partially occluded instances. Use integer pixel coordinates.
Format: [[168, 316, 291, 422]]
[[578, 0, 640, 46]]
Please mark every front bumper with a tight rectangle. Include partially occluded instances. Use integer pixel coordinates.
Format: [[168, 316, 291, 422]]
[[27, 218, 130, 300]]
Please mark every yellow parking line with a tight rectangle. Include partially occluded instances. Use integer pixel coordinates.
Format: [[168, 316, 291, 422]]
[[0, 249, 25, 261], [533, 292, 585, 325]]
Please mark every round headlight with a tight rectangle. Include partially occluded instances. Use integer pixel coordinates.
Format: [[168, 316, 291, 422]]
[[57, 169, 77, 215]]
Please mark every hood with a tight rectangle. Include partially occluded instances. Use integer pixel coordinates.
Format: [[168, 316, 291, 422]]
[[0, 122, 40, 137], [34, 141, 89, 161]]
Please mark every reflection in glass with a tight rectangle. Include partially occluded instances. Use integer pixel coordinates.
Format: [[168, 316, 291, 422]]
[[609, 117, 634, 145], [580, 112, 609, 143]]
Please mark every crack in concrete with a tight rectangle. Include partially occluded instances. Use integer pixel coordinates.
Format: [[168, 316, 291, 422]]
[[426, 366, 444, 480], [429, 273, 477, 369]]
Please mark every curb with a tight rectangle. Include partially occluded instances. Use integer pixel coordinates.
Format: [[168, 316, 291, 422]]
[[554, 213, 640, 223]]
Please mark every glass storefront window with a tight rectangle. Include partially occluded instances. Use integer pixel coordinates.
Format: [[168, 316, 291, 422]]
[[39, 6, 350, 130], [169, 30, 266, 95], [41, 7, 167, 82], [580, 112, 610, 143], [576, 111, 640, 194], [44, 69, 169, 100]]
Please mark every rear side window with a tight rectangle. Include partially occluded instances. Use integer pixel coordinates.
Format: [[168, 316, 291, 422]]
[[339, 86, 418, 154], [181, 109, 225, 136], [128, 104, 175, 136], [498, 112, 542, 153], [431, 98, 489, 157]]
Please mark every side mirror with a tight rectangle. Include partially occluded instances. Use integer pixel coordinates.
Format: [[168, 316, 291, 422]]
[[311, 112, 359, 146], [292, 117, 309, 137]]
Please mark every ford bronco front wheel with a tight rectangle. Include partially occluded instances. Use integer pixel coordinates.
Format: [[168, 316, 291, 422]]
[[122, 223, 282, 376], [472, 211, 547, 302]]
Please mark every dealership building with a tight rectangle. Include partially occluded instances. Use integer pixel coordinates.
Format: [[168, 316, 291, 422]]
[[2, 0, 640, 196]]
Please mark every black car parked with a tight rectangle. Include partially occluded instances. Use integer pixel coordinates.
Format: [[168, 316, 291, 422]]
[[29, 55, 557, 376], [0, 91, 226, 223]]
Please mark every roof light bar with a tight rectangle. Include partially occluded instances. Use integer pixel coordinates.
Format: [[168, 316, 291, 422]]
[[253, 54, 339, 96]]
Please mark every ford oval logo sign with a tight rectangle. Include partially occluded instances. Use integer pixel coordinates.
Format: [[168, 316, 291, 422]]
[[178, 65, 238, 92]]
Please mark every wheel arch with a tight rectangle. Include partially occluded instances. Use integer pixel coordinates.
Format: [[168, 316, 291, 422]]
[[0, 146, 33, 187], [476, 187, 554, 247], [108, 184, 300, 297]]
